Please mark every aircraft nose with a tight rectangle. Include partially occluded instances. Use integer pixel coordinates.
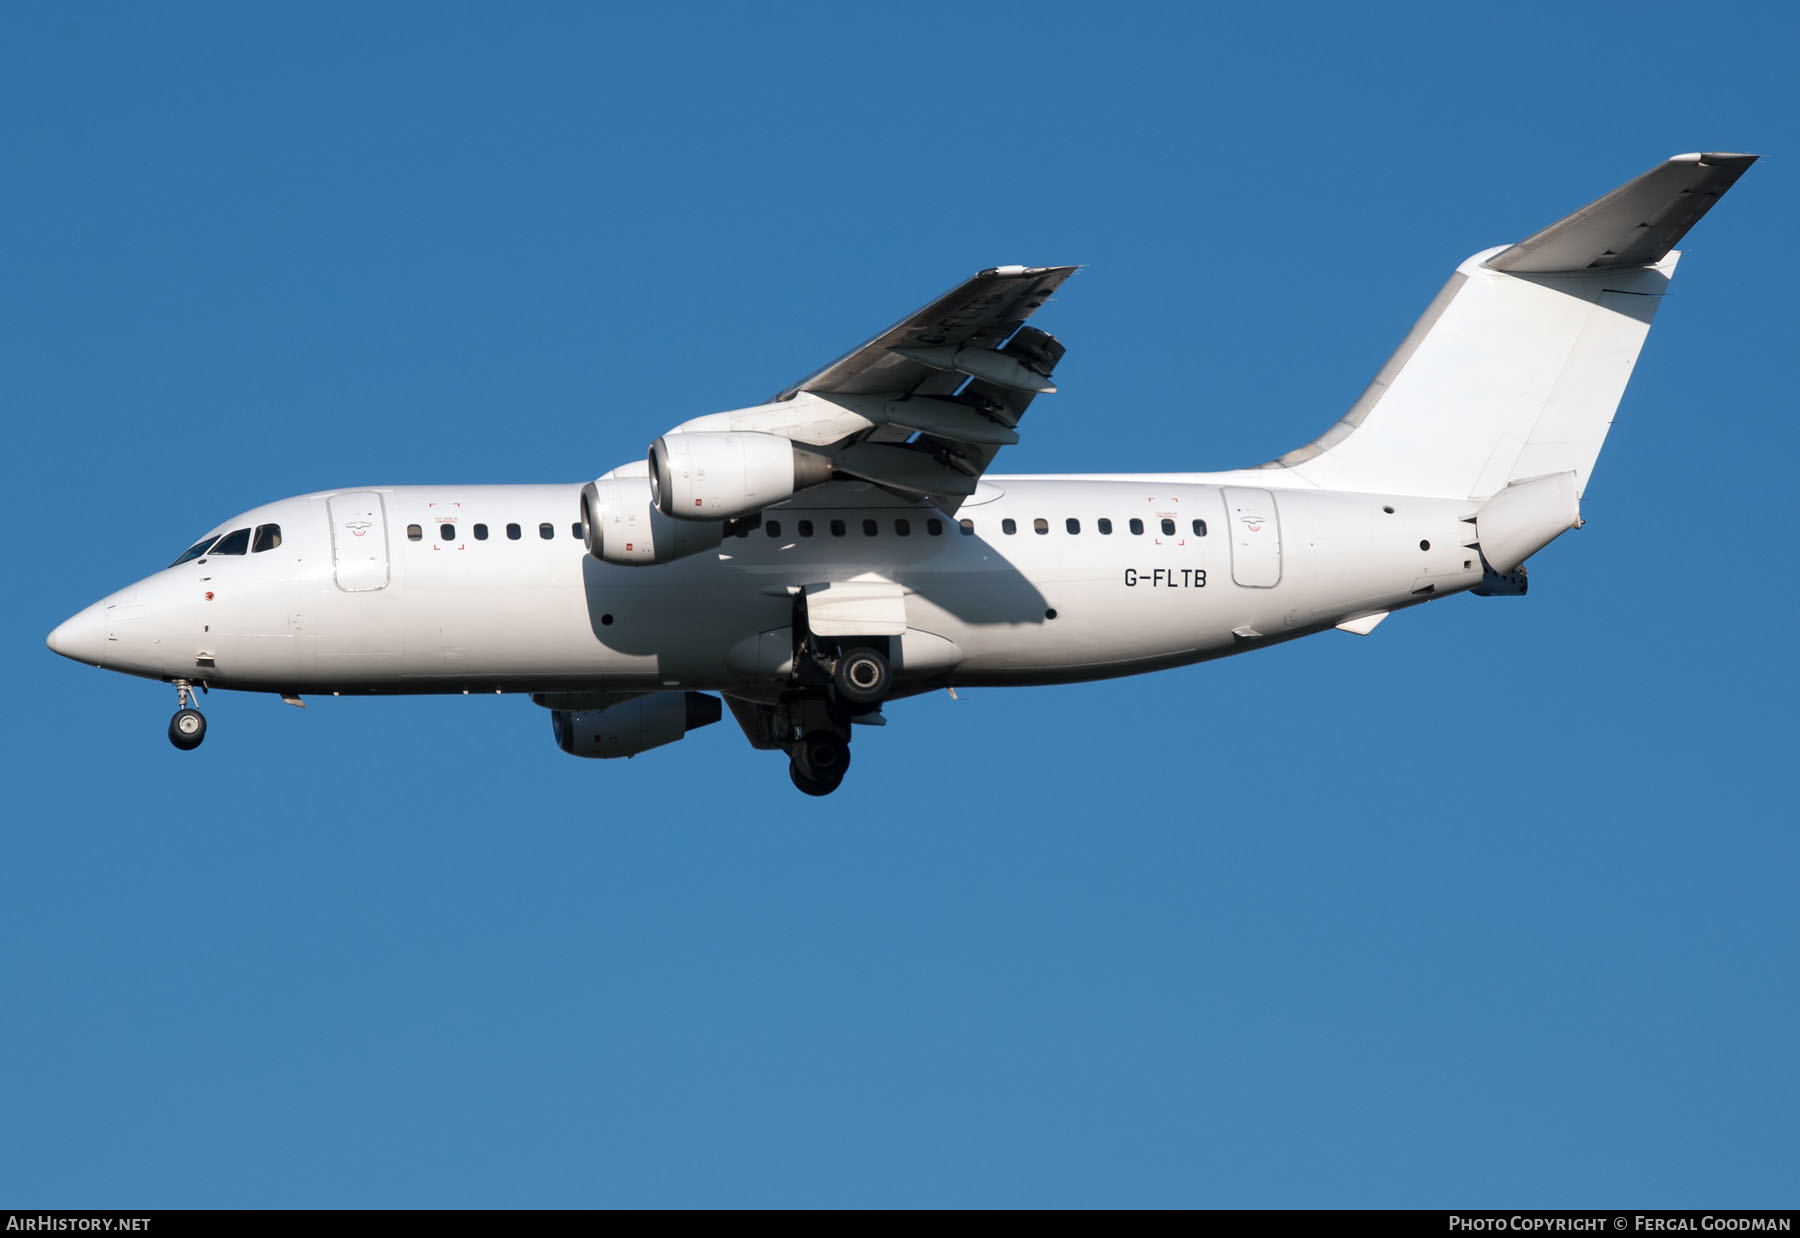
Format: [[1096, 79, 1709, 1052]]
[[47, 601, 109, 666]]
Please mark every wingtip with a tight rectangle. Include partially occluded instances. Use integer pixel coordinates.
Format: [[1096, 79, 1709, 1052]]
[[978, 264, 1080, 278], [1671, 151, 1759, 168]]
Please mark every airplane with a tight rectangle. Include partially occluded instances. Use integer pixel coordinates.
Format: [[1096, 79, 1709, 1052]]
[[46, 152, 1756, 795]]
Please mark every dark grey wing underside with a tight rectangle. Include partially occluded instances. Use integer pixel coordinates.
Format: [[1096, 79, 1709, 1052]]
[[747, 265, 1077, 510], [772, 265, 1075, 402]]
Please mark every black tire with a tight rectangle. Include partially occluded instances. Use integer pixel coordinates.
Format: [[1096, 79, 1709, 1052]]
[[789, 759, 843, 797], [793, 730, 850, 783], [833, 646, 891, 706], [169, 707, 207, 751]]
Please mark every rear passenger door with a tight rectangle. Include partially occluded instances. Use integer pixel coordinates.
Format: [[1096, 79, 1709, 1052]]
[[1222, 487, 1282, 587]]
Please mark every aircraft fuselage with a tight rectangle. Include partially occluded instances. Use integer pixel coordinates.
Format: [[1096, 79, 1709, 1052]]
[[52, 476, 1481, 699]]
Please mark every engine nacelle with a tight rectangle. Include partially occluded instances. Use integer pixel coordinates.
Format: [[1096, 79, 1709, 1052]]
[[580, 476, 723, 566], [648, 431, 831, 521], [551, 692, 723, 759]]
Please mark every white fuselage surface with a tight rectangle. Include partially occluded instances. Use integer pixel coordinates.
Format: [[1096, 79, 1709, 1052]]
[[63, 477, 1477, 698]]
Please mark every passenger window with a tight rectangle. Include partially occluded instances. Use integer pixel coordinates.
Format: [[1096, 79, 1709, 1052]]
[[171, 536, 219, 566], [407, 524, 423, 542], [506, 523, 522, 540], [1192, 519, 1208, 536], [1129, 518, 1144, 535], [539, 523, 554, 540], [830, 519, 846, 537], [1161, 518, 1176, 536], [1034, 518, 1049, 535], [798, 519, 814, 537], [252, 524, 283, 552], [572, 522, 584, 539], [209, 528, 251, 556], [440, 523, 456, 541], [1065, 518, 1080, 535], [927, 518, 943, 536], [766, 520, 782, 538], [1002, 518, 1017, 535], [895, 518, 911, 537], [474, 524, 488, 540], [863, 519, 878, 537], [1098, 518, 1113, 535], [958, 519, 974, 536]]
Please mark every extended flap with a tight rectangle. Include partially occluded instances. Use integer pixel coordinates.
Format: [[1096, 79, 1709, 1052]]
[[804, 581, 909, 637], [831, 442, 982, 498]]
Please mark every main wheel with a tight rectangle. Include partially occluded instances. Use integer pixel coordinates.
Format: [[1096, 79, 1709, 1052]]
[[833, 646, 891, 706], [793, 730, 850, 783], [168, 707, 207, 751], [789, 759, 844, 797]]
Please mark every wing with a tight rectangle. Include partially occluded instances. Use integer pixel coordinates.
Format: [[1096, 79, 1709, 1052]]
[[772, 263, 1075, 402], [658, 264, 1076, 511]]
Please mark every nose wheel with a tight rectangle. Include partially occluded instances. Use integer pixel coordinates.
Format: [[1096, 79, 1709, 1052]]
[[168, 680, 206, 751]]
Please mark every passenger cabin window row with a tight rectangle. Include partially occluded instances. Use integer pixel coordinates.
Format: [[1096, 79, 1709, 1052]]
[[765, 517, 948, 540], [403, 521, 589, 542], [756, 515, 1207, 540], [386, 512, 1207, 550], [170, 524, 283, 566], [985, 517, 1206, 538]]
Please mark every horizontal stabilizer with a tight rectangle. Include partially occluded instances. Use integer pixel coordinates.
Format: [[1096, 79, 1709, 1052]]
[[1487, 152, 1757, 273]]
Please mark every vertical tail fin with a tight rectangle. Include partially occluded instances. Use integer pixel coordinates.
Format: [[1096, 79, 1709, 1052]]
[[1262, 153, 1756, 501]]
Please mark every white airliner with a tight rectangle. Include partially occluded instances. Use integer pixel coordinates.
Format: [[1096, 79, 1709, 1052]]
[[47, 153, 1755, 794]]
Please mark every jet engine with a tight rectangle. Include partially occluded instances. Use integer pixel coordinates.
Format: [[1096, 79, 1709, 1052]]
[[550, 692, 723, 759], [648, 431, 832, 521], [580, 476, 723, 566]]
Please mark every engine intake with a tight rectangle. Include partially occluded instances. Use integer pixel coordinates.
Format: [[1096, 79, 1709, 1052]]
[[580, 476, 722, 566], [551, 692, 723, 759], [648, 431, 832, 521]]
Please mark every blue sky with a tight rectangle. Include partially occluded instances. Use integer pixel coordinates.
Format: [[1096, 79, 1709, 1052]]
[[4, 1, 1796, 1208]]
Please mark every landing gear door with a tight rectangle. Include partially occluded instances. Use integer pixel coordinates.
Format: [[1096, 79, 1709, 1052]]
[[328, 492, 391, 592], [1222, 487, 1282, 587], [801, 581, 908, 637]]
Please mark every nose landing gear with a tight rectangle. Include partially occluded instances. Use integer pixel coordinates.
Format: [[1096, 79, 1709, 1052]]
[[168, 679, 206, 751]]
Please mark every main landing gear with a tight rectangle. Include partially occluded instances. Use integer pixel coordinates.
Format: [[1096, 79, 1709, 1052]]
[[789, 730, 851, 797], [780, 641, 892, 796], [832, 645, 891, 707], [168, 679, 206, 751]]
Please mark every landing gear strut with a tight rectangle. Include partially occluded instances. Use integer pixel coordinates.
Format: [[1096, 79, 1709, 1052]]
[[168, 680, 206, 751]]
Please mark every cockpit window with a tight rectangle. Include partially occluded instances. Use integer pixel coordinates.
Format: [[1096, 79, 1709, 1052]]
[[252, 524, 282, 552], [170, 536, 219, 566], [209, 528, 251, 556]]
